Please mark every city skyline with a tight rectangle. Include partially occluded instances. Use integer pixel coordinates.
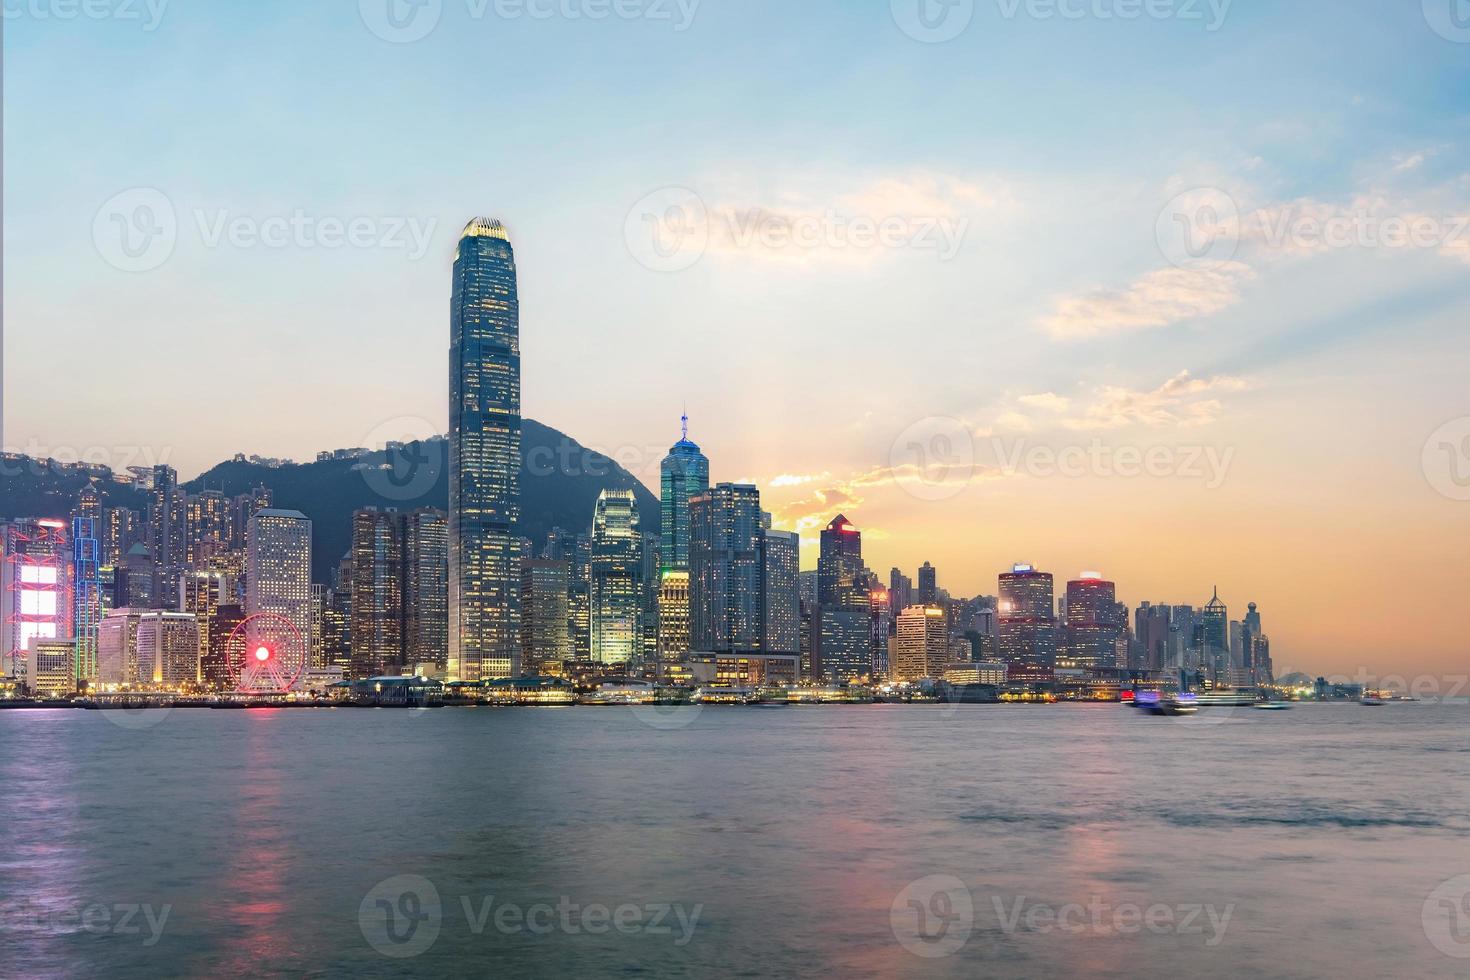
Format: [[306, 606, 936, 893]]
[[5, 4, 1470, 682]]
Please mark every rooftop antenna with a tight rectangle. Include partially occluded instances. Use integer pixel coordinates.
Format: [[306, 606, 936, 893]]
[[681, 404, 689, 442]]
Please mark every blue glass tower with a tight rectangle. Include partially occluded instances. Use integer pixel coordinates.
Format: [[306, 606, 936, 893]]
[[659, 413, 709, 573], [449, 218, 522, 681]]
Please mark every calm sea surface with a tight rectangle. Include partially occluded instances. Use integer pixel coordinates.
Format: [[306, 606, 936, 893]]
[[2, 703, 1468, 978]]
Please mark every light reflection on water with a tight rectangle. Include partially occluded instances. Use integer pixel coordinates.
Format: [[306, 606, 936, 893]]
[[0, 704, 1467, 978]]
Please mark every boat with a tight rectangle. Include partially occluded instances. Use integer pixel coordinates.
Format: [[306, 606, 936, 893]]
[[1134, 691, 1198, 716], [1192, 690, 1260, 708], [1252, 701, 1293, 710], [1360, 695, 1386, 706]]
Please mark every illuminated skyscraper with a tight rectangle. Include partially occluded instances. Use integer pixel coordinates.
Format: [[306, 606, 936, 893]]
[[1202, 588, 1229, 682], [657, 570, 691, 672], [689, 484, 764, 654], [72, 487, 103, 686], [894, 605, 950, 682], [521, 559, 572, 675], [181, 570, 233, 685], [1, 519, 71, 681], [402, 508, 449, 670], [917, 562, 938, 605], [589, 490, 643, 665], [660, 414, 710, 573], [245, 509, 312, 662], [1062, 572, 1121, 671], [762, 529, 800, 655], [148, 464, 187, 608], [817, 515, 864, 610], [449, 217, 522, 681], [350, 508, 404, 678], [998, 563, 1057, 669]]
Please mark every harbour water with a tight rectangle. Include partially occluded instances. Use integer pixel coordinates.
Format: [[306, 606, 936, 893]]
[[2, 703, 1467, 978]]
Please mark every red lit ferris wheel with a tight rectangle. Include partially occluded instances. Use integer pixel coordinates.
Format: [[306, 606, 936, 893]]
[[225, 613, 307, 694]]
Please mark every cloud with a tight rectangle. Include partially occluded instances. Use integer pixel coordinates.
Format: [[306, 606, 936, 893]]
[[1393, 153, 1426, 173], [769, 459, 999, 534], [1061, 371, 1252, 430], [767, 472, 829, 488], [1040, 262, 1255, 339], [699, 171, 1007, 265], [991, 372, 1253, 433], [1017, 393, 1071, 413]]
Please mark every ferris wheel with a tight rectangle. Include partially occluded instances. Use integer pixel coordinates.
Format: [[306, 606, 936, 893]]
[[226, 613, 308, 694]]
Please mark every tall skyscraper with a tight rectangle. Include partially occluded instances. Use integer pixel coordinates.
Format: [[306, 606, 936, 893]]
[[762, 529, 801, 655], [657, 570, 691, 672], [589, 490, 643, 665], [71, 490, 103, 686], [449, 217, 522, 682], [402, 509, 449, 670], [817, 515, 864, 610], [659, 414, 710, 573], [350, 508, 405, 678], [1062, 572, 1121, 671], [1, 519, 71, 680], [998, 563, 1057, 669], [894, 605, 950, 682], [917, 562, 938, 605], [148, 464, 187, 608], [689, 484, 765, 654], [245, 509, 312, 667], [1202, 588, 1229, 682], [521, 559, 572, 675], [889, 568, 913, 619], [181, 570, 233, 685]]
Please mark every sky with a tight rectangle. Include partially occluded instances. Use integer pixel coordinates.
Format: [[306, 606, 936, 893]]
[[4, 0, 1470, 680]]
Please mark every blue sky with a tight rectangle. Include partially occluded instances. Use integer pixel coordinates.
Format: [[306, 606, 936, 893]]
[[5, 0, 1470, 673]]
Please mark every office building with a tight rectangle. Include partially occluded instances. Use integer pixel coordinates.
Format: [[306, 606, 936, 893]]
[[449, 217, 522, 681]]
